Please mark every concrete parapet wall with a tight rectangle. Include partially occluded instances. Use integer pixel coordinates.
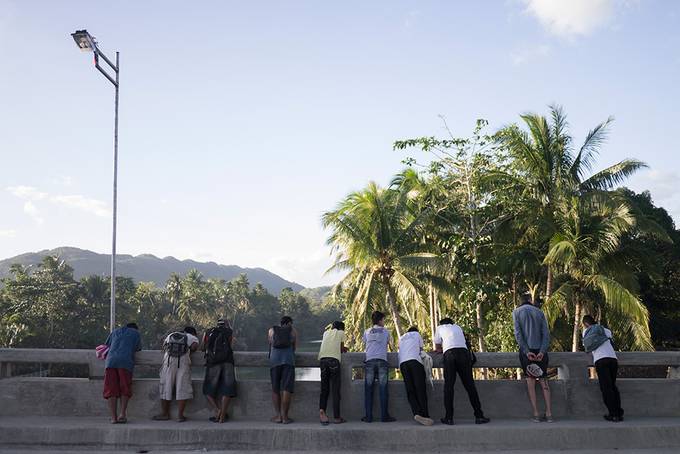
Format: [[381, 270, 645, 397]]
[[1, 349, 679, 421]]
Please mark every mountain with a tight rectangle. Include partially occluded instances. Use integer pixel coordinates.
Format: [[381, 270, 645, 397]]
[[0, 247, 304, 295]]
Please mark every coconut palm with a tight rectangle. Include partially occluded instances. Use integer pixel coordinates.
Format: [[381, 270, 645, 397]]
[[500, 105, 646, 299], [543, 194, 654, 351], [323, 181, 442, 340]]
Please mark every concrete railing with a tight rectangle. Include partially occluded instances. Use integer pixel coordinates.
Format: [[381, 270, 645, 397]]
[[1, 348, 679, 421]]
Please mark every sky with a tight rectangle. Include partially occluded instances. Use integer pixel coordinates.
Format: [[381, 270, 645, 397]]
[[0, 0, 679, 288]]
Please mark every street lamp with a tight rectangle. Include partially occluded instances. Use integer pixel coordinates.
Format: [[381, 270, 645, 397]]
[[71, 29, 120, 333]]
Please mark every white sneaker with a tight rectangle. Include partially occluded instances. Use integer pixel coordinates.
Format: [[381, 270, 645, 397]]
[[414, 415, 434, 426]]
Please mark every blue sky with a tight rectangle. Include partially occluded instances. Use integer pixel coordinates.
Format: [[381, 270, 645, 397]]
[[0, 0, 678, 287]]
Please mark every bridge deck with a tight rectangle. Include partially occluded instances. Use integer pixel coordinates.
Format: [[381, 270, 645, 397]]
[[1, 416, 679, 452]]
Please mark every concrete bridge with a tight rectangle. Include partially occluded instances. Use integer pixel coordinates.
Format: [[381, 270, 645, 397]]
[[1, 348, 680, 452]]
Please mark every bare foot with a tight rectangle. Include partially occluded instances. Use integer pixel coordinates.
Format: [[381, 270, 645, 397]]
[[270, 415, 282, 423]]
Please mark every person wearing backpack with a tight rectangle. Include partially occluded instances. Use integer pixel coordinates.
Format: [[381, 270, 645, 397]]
[[202, 318, 237, 423], [269, 316, 297, 424], [582, 315, 624, 422], [153, 326, 199, 422]]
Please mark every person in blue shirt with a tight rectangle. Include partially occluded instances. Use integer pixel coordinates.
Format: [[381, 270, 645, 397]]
[[103, 322, 142, 424], [512, 294, 553, 423]]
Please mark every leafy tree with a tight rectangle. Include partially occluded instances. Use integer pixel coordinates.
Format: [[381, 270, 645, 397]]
[[323, 181, 442, 342]]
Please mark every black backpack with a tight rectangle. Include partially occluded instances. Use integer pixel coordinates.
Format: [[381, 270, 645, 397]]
[[205, 326, 233, 365], [166, 332, 188, 368], [272, 325, 293, 349]]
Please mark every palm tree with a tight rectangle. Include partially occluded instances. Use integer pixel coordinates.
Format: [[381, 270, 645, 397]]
[[500, 105, 646, 299], [543, 194, 654, 351], [166, 273, 182, 316], [323, 181, 442, 340]]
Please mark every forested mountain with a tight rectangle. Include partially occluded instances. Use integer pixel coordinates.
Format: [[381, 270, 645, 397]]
[[0, 247, 303, 295]]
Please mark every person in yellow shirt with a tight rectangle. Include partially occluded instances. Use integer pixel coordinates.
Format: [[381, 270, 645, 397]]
[[318, 321, 347, 425]]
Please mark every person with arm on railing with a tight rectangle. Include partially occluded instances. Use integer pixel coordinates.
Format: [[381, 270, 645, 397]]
[[152, 326, 199, 422], [434, 318, 490, 425], [398, 326, 433, 426], [318, 320, 347, 425], [512, 293, 553, 423], [582, 314, 624, 422], [202, 318, 238, 423], [362, 311, 396, 423], [269, 316, 297, 424], [103, 322, 141, 424]]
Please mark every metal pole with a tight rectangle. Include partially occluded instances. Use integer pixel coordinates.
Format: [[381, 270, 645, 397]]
[[110, 51, 119, 333]]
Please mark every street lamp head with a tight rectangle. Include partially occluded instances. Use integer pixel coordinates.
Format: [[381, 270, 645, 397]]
[[71, 29, 96, 52]]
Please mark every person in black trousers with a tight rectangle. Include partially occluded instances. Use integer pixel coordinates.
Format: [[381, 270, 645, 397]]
[[582, 315, 624, 422], [398, 327, 433, 425], [318, 321, 347, 424], [434, 318, 489, 425]]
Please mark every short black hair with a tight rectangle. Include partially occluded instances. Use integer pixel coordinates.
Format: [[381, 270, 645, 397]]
[[407, 326, 419, 333], [332, 321, 345, 331], [126, 322, 139, 330], [184, 326, 197, 336], [280, 316, 293, 326], [371, 311, 385, 325], [582, 314, 596, 326], [520, 293, 532, 305], [439, 318, 453, 325]]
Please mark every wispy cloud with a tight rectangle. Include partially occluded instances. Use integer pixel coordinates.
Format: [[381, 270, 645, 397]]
[[23, 201, 44, 225], [0, 229, 17, 238], [522, 0, 622, 38], [510, 44, 551, 66], [7, 185, 48, 200], [6, 185, 111, 222], [404, 10, 422, 29], [51, 195, 110, 217]]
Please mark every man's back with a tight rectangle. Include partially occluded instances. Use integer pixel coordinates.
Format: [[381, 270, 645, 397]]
[[105, 327, 141, 371], [512, 303, 550, 353], [363, 326, 390, 361]]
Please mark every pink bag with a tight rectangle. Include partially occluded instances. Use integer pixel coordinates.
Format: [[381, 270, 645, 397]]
[[96, 344, 109, 360]]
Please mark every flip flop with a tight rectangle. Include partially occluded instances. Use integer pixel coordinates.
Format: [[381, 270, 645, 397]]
[[117, 417, 127, 424], [333, 417, 346, 424], [282, 418, 294, 424], [320, 419, 330, 426], [152, 415, 170, 421]]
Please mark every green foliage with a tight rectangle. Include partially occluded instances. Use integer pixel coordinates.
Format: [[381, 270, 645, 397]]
[[0, 264, 341, 351]]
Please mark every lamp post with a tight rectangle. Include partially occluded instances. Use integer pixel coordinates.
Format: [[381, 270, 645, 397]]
[[71, 30, 119, 333]]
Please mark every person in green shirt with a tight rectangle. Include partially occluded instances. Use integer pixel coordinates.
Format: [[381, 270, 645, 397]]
[[318, 321, 347, 425]]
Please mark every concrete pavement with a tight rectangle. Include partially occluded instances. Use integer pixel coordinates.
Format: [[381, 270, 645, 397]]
[[1, 416, 680, 452]]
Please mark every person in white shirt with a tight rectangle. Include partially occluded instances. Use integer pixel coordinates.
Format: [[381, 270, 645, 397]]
[[398, 327, 433, 426], [153, 326, 199, 422], [434, 318, 489, 425], [582, 315, 624, 422]]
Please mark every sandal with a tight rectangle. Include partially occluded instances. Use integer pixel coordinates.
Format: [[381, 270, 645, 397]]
[[117, 417, 127, 424], [333, 417, 346, 424], [152, 415, 170, 421], [282, 418, 294, 424], [177, 416, 187, 423]]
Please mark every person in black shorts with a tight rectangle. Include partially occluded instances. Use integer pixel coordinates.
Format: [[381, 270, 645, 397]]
[[269, 316, 297, 424], [513, 294, 553, 422], [202, 318, 237, 423]]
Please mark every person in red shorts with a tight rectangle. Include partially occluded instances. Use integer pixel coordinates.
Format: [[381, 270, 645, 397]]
[[103, 322, 142, 423]]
